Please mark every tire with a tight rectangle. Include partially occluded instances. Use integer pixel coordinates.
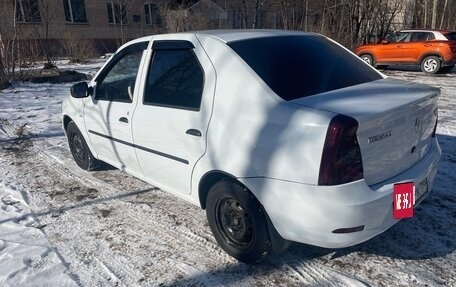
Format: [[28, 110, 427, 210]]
[[359, 54, 374, 66], [206, 180, 271, 263], [67, 121, 99, 170], [421, 56, 441, 74]]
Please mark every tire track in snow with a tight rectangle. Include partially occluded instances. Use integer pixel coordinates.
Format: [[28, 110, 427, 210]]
[[0, 163, 80, 286], [1, 119, 376, 286]]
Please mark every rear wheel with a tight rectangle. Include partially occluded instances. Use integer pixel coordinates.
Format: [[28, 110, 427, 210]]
[[67, 121, 99, 170], [360, 54, 374, 66], [206, 180, 271, 263], [421, 56, 441, 74]]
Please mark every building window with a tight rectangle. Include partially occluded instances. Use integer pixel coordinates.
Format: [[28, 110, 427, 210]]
[[62, 0, 88, 23], [107, 1, 127, 25], [144, 3, 160, 26], [15, 0, 41, 23]]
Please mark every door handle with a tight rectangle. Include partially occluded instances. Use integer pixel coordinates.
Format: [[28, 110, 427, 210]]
[[186, 129, 202, 137], [396, 45, 403, 48], [424, 44, 432, 47], [119, 117, 128, 123]]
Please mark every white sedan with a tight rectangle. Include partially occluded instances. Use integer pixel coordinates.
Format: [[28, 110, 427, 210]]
[[62, 30, 441, 263]]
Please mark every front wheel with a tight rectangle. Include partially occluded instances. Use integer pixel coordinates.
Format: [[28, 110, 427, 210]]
[[206, 180, 271, 263], [67, 121, 99, 170], [421, 56, 441, 74], [359, 54, 374, 66]]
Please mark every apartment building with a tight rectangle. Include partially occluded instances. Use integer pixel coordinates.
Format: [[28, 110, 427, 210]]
[[0, 0, 175, 53]]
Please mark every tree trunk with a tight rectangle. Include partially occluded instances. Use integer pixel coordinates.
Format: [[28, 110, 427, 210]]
[[440, 0, 448, 29], [424, 0, 428, 27], [252, 0, 260, 29], [304, 0, 308, 31], [431, 0, 437, 29]]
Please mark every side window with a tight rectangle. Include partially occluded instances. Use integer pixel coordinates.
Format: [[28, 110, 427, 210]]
[[387, 32, 409, 43], [425, 32, 435, 41], [144, 49, 204, 110], [410, 32, 435, 42], [96, 49, 144, 103]]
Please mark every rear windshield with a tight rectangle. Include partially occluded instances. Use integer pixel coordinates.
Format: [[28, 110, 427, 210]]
[[444, 32, 456, 41], [228, 35, 382, 101]]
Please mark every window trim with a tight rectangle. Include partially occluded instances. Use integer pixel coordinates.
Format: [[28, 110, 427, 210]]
[[142, 44, 205, 112]]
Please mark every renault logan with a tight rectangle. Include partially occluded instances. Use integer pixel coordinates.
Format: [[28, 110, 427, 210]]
[[62, 30, 441, 263]]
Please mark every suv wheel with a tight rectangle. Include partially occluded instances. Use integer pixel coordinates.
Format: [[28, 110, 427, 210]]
[[421, 56, 441, 74], [360, 54, 373, 66]]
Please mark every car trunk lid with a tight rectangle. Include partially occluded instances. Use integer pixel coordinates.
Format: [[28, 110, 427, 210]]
[[291, 78, 439, 186]]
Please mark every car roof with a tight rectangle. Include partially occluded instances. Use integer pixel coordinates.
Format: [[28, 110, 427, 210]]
[[193, 29, 319, 43], [131, 30, 319, 45], [398, 29, 451, 40]]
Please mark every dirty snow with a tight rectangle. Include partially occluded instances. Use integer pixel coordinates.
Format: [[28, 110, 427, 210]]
[[0, 62, 455, 287]]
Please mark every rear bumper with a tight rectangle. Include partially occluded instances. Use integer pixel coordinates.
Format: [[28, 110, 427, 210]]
[[240, 137, 441, 248]]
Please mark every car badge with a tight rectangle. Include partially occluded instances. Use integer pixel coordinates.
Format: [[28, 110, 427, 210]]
[[368, 130, 392, 143]]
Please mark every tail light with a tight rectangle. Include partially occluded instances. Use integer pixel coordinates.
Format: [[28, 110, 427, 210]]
[[318, 115, 363, 186]]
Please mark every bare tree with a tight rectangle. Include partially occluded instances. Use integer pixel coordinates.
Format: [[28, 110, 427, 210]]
[[440, 0, 448, 29], [431, 0, 437, 28]]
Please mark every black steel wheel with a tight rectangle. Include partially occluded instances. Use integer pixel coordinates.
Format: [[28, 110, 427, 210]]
[[67, 121, 99, 170], [206, 180, 271, 263]]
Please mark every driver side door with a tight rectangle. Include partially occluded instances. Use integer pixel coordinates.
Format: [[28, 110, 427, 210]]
[[83, 41, 148, 176]]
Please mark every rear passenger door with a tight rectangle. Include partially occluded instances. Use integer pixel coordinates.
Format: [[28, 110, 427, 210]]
[[132, 36, 216, 195]]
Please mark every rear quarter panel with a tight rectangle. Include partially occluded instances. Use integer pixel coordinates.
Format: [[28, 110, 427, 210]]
[[191, 35, 334, 202]]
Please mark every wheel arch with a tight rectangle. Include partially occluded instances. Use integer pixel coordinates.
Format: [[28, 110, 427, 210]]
[[199, 170, 291, 253], [62, 115, 74, 132], [198, 170, 237, 209], [419, 52, 444, 64], [358, 52, 376, 63]]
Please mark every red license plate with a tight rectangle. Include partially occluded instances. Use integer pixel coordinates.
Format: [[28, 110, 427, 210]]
[[393, 182, 415, 219]]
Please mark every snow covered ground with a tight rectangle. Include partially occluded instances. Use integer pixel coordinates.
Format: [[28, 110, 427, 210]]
[[0, 61, 455, 287]]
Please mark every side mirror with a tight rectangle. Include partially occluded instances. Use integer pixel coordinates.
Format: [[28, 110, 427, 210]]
[[70, 82, 91, 98], [381, 39, 389, 44]]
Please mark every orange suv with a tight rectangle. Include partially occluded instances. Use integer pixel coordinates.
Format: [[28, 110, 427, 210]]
[[355, 29, 456, 74]]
